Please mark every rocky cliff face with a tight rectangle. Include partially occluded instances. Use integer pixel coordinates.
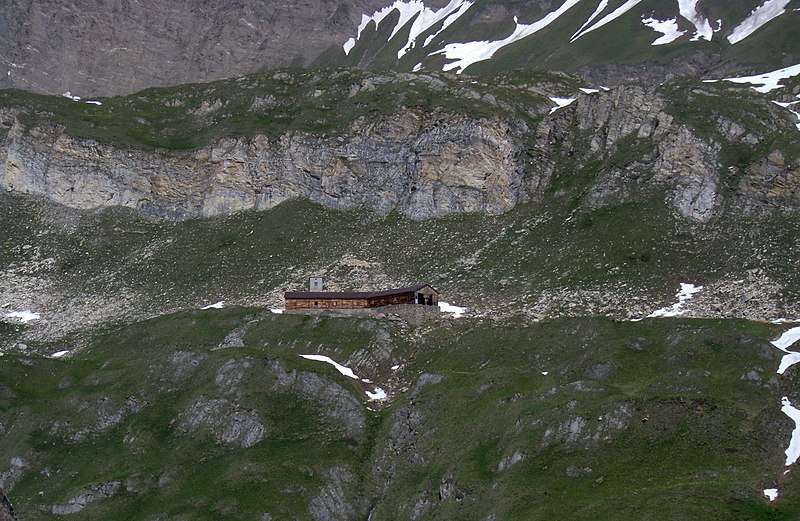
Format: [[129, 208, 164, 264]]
[[0, 107, 526, 220], [1, 81, 798, 223]]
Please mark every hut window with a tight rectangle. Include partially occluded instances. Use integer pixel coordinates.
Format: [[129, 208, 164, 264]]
[[314, 301, 318, 306]]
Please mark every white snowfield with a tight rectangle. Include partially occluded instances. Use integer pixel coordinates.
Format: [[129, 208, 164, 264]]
[[647, 283, 702, 318], [300, 354, 359, 379], [201, 301, 225, 310], [571, 0, 608, 40], [434, 0, 582, 74], [4, 310, 41, 323], [549, 96, 577, 113], [299, 354, 388, 401], [720, 63, 800, 93], [728, 0, 790, 44], [781, 397, 800, 466], [342, 0, 473, 57], [571, 0, 643, 42], [765, 326, 800, 501], [438, 301, 466, 317], [771, 327, 800, 375], [641, 17, 685, 46], [677, 0, 712, 41], [344, 0, 787, 74]]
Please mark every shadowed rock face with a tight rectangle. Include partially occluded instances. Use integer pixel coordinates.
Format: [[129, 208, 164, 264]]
[[0, 0, 411, 97], [0, 488, 16, 521]]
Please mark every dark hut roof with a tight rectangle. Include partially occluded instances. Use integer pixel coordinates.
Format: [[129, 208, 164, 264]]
[[284, 283, 438, 300]]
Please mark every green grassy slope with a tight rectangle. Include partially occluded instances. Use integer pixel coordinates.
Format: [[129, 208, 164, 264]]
[[0, 309, 797, 520]]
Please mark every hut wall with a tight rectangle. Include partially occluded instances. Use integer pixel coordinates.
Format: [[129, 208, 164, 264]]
[[285, 298, 371, 310]]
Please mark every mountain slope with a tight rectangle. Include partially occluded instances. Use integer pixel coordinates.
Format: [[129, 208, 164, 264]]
[[1, 0, 798, 96], [1, 310, 800, 520]]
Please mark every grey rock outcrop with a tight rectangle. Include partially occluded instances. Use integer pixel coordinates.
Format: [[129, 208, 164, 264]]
[[1, 83, 798, 223], [0, 488, 15, 521], [309, 466, 362, 521], [0, 108, 526, 221], [49, 480, 121, 515], [177, 396, 266, 448], [268, 360, 366, 439]]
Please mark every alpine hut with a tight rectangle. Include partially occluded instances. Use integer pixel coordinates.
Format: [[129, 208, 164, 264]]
[[284, 284, 439, 310]]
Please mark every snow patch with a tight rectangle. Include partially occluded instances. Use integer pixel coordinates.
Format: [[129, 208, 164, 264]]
[[781, 397, 800, 466], [438, 301, 466, 317], [772, 327, 800, 375], [433, 0, 582, 74], [391, 364, 401, 370], [549, 96, 576, 113], [721, 63, 800, 93], [300, 354, 358, 379], [343, 0, 473, 58], [772, 327, 800, 350], [269, 308, 284, 314], [366, 387, 387, 401], [541, 371, 549, 376], [579, 87, 601, 94], [85, 100, 102, 106], [62, 91, 80, 101], [300, 354, 388, 401], [571, 0, 643, 42], [641, 17, 685, 45], [571, 0, 609, 40], [764, 488, 779, 501], [51, 350, 70, 358], [4, 310, 41, 323], [728, 0, 790, 44], [412, 62, 423, 72], [647, 283, 702, 318], [677, 0, 713, 41], [201, 301, 225, 310]]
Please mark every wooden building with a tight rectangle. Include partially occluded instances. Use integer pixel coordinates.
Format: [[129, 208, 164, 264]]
[[284, 284, 439, 310]]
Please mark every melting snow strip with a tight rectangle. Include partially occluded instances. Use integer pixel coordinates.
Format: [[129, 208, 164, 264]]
[[721, 63, 800, 93], [366, 387, 387, 401], [438, 301, 466, 317], [677, 0, 712, 41], [571, 0, 609, 40], [51, 350, 70, 358], [772, 327, 800, 375], [433, 0, 581, 74], [270, 308, 285, 314], [781, 397, 800, 466], [549, 96, 576, 113], [571, 0, 643, 42], [4, 310, 41, 323], [299, 354, 388, 401], [343, 0, 473, 58], [201, 301, 225, 309], [300, 354, 358, 379], [646, 283, 702, 318], [728, 0, 790, 44], [771, 327, 800, 350], [579, 87, 600, 94], [641, 17, 686, 45]]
